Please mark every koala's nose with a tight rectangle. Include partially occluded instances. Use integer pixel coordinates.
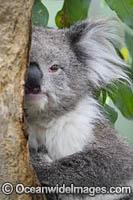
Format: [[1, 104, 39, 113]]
[[25, 62, 43, 94]]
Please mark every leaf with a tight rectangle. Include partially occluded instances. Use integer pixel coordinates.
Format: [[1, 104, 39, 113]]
[[103, 104, 118, 124], [107, 83, 133, 119], [125, 31, 133, 59], [116, 47, 125, 60], [98, 88, 107, 105], [105, 0, 133, 29], [120, 47, 130, 63], [32, 0, 49, 27], [55, 9, 73, 28], [101, 89, 107, 105], [55, 0, 91, 28]]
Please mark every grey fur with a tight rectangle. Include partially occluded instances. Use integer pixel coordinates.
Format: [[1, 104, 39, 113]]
[[24, 19, 133, 200]]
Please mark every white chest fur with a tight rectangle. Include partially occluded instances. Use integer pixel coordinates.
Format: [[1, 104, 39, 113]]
[[28, 97, 101, 160]]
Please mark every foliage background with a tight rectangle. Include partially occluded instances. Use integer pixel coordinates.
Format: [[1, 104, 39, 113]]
[[32, 0, 133, 146]]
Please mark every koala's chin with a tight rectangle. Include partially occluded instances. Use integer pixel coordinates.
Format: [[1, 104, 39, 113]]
[[24, 93, 48, 121]]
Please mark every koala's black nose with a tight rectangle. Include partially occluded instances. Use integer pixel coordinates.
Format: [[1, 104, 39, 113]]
[[25, 62, 43, 94]]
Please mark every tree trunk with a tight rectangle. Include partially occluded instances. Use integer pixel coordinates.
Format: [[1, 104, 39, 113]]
[[0, 0, 46, 200]]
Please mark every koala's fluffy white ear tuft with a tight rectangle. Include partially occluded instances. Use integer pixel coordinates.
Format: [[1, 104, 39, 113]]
[[66, 19, 129, 89]]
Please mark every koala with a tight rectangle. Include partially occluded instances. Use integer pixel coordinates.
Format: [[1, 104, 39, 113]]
[[24, 19, 133, 200]]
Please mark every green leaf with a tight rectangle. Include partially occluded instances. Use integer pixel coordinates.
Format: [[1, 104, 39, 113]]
[[105, 0, 133, 29], [108, 83, 133, 119], [101, 89, 107, 105], [55, 0, 91, 28], [32, 0, 49, 27], [103, 104, 118, 124], [125, 31, 133, 59]]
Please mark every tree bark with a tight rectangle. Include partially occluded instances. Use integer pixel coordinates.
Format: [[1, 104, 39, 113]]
[[0, 0, 46, 200]]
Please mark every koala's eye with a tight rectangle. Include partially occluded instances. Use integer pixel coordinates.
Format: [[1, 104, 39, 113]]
[[49, 64, 59, 72]]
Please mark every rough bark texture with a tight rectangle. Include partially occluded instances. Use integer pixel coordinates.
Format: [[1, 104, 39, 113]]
[[0, 0, 46, 200]]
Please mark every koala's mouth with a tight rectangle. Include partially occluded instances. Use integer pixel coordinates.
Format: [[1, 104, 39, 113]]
[[25, 86, 41, 94], [25, 86, 44, 101]]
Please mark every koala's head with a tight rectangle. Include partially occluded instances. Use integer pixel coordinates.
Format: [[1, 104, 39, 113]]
[[24, 20, 127, 122]]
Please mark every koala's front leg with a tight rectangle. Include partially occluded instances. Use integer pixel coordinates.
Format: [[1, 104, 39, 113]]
[[29, 146, 59, 200], [29, 144, 131, 190], [29, 145, 51, 162]]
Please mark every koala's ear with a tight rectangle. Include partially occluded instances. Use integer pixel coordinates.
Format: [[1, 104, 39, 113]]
[[66, 20, 129, 89], [66, 20, 89, 44], [66, 20, 108, 45]]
